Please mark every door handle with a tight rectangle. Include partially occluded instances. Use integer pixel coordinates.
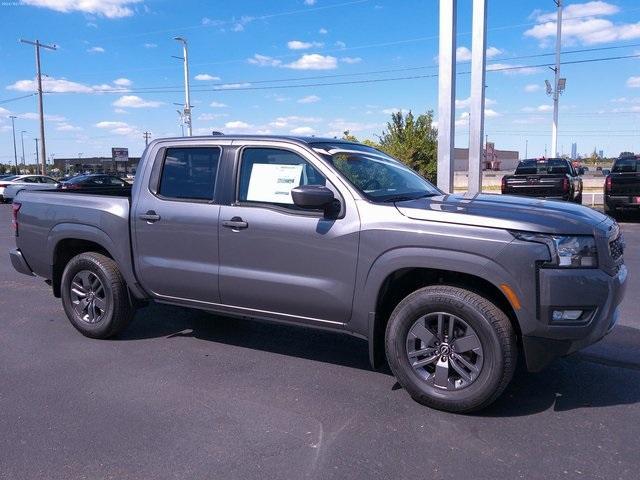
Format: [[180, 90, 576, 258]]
[[222, 217, 248, 230], [139, 210, 161, 223]]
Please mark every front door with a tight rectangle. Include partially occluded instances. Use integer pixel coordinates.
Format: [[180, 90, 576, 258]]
[[218, 145, 360, 325], [133, 145, 222, 303]]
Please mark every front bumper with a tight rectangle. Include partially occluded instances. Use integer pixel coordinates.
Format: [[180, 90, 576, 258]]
[[522, 264, 627, 371], [9, 248, 34, 277]]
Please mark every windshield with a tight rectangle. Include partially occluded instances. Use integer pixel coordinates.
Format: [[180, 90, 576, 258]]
[[64, 175, 92, 184], [515, 158, 569, 175], [312, 143, 441, 202], [612, 158, 639, 173]]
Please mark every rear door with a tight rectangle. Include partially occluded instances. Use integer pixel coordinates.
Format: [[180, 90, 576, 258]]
[[132, 145, 223, 303], [217, 142, 360, 325]]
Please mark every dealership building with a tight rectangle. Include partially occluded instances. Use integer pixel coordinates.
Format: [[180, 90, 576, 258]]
[[453, 145, 520, 172], [52, 156, 140, 175]]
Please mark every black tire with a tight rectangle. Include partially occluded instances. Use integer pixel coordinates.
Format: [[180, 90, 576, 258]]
[[385, 285, 517, 413], [574, 193, 583, 204], [61, 252, 134, 339]]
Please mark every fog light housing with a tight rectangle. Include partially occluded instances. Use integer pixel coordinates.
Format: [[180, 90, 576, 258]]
[[552, 310, 584, 322]]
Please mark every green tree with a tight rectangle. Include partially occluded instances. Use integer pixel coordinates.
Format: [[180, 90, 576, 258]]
[[377, 110, 438, 183]]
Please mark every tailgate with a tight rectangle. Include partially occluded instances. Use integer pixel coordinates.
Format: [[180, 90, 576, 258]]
[[610, 173, 640, 195], [504, 175, 565, 197]]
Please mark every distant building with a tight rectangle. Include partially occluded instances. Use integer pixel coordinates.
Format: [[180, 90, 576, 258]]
[[571, 142, 577, 160], [53, 156, 140, 174], [599, 150, 604, 158], [454, 147, 519, 172]]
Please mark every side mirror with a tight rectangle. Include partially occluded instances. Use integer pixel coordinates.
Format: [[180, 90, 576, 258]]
[[291, 185, 338, 215]]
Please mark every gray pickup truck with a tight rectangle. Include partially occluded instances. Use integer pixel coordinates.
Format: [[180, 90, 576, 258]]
[[9, 135, 627, 412]]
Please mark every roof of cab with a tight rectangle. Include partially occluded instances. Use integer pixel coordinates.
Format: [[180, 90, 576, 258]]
[[148, 135, 356, 147]]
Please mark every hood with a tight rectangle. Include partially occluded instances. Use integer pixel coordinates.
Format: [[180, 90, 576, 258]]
[[395, 193, 608, 235]]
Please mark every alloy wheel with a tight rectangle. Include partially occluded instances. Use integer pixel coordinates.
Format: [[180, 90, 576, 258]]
[[70, 270, 107, 324]]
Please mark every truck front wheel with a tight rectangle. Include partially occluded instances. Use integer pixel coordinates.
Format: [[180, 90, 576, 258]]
[[385, 285, 517, 413], [61, 252, 134, 339]]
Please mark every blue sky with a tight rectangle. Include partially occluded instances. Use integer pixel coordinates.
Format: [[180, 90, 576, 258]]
[[1, 0, 640, 164]]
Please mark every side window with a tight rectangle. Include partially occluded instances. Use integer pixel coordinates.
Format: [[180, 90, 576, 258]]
[[108, 177, 125, 186], [42, 177, 57, 184], [158, 147, 220, 201], [22, 177, 37, 183]]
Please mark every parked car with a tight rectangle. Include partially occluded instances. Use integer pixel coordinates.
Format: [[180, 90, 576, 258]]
[[501, 158, 583, 203], [9, 136, 627, 413], [605, 156, 640, 218], [0, 174, 15, 180], [59, 174, 129, 190], [0, 175, 58, 203], [2, 175, 60, 203]]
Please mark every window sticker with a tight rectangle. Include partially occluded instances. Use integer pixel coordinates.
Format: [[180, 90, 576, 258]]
[[246, 163, 303, 204]]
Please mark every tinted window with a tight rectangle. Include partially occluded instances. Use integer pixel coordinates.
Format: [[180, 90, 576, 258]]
[[612, 158, 638, 173], [158, 147, 220, 201], [65, 175, 90, 184], [22, 177, 38, 183], [238, 148, 326, 207], [107, 176, 126, 186], [41, 177, 58, 184], [2, 176, 18, 181], [515, 158, 569, 175]]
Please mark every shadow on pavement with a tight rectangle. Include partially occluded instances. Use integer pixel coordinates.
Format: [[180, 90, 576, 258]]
[[120, 303, 640, 416]]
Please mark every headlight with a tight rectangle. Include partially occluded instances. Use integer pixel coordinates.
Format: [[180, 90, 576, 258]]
[[513, 232, 598, 268]]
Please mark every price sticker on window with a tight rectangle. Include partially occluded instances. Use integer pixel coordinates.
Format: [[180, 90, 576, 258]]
[[246, 163, 303, 204]]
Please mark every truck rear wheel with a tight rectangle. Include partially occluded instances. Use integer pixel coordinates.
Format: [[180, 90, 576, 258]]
[[385, 285, 517, 413], [61, 252, 134, 339]]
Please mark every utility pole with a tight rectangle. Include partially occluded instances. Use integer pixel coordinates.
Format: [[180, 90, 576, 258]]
[[525, 139, 528, 159], [468, 0, 488, 195], [143, 131, 151, 146], [173, 37, 192, 136], [20, 130, 27, 166], [20, 39, 57, 175], [545, 1, 565, 158], [9, 115, 18, 175], [34, 138, 40, 173]]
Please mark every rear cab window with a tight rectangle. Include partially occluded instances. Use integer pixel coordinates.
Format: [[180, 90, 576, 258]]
[[157, 147, 221, 201], [515, 159, 569, 175], [612, 158, 639, 173]]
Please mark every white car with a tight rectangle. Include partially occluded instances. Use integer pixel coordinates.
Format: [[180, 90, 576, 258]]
[[0, 175, 60, 203]]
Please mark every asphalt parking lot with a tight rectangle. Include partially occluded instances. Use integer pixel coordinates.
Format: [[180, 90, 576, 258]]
[[1, 205, 639, 480]]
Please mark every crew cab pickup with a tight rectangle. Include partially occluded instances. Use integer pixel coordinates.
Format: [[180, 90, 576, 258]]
[[605, 156, 640, 218], [501, 158, 583, 203], [9, 136, 627, 412]]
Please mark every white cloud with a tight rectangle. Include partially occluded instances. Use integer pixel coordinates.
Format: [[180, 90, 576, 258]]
[[285, 54, 337, 70], [112, 95, 162, 108], [319, 28, 328, 34], [56, 122, 82, 131], [210, 101, 228, 108], [0, 107, 11, 117], [287, 40, 324, 50], [114, 108, 128, 114], [290, 126, 316, 135], [248, 54, 282, 67], [6, 76, 131, 93], [487, 63, 539, 75], [334, 41, 346, 49], [96, 121, 129, 129], [198, 113, 228, 121], [524, 83, 542, 93], [455, 97, 496, 109], [143, 43, 157, 48], [22, 0, 142, 18], [522, 104, 553, 113], [382, 107, 410, 115], [524, 2, 640, 46], [627, 76, 640, 88], [225, 120, 251, 129], [455, 112, 470, 127], [113, 78, 132, 87], [453, 46, 502, 62], [87, 46, 105, 53], [214, 82, 251, 90], [20, 112, 66, 122], [298, 95, 321, 104], [304, 0, 316, 5], [484, 109, 501, 118], [340, 56, 362, 64], [324, 119, 380, 137], [269, 116, 321, 128], [194, 73, 221, 81]]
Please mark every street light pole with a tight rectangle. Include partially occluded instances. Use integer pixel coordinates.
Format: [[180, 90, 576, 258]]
[[174, 36, 192, 136], [34, 138, 40, 172], [550, 1, 563, 157], [9, 115, 19, 174], [20, 39, 57, 175], [20, 130, 27, 167]]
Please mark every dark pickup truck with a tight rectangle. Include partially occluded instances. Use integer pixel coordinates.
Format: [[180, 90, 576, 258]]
[[501, 158, 583, 203], [605, 156, 640, 218], [8, 135, 626, 413]]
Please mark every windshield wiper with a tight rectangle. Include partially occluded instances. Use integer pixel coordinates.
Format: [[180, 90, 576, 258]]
[[380, 193, 438, 203]]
